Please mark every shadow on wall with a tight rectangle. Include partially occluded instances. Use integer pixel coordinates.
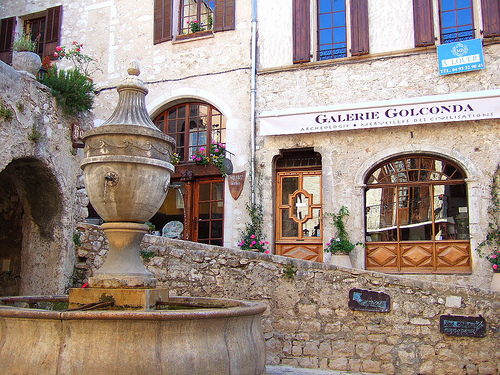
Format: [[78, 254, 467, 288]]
[[0, 157, 63, 296]]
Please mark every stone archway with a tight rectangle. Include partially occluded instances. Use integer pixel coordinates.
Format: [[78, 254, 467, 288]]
[[0, 157, 67, 296]]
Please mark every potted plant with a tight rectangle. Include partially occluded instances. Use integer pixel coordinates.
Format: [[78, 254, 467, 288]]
[[324, 206, 362, 267], [12, 31, 41, 77]]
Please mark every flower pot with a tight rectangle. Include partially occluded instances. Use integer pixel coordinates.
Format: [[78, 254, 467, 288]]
[[324, 253, 352, 268], [491, 270, 500, 292], [12, 51, 41, 77]]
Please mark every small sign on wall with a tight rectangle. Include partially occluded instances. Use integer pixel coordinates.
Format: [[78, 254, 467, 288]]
[[440, 315, 486, 337], [348, 288, 391, 313], [437, 39, 485, 75], [228, 171, 245, 200]]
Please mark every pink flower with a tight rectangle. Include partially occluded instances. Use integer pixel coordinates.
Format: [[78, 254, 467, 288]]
[[215, 148, 219, 153], [56, 46, 62, 51], [192, 155, 196, 160], [73, 41, 77, 45], [251, 234, 256, 239], [265, 241, 269, 245], [238, 241, 244, 246], [494, 264, 498, 269], [200, 147, 205, 151], [265, 250, 270, 254], [54, 52, 59, 57], [196, 157, 201, 161], [251, 241, 256, 245], [76, 48, 81, 52], [492, 255, 498, 259]]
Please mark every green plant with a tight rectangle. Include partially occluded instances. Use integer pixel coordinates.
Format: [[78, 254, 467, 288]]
[[324, 206, 362, 254], [171, 152, 181, 166], [191, 147, 210, 165], [13, 31, 38, 52], [41, 65, 95, 115], [282, 263, 297, 279], [28, 125, 41, 142], [73, 232, 82, 246], [210, 142, 227, 176], [238, 202, 269, 253], [187, 20, 204, 33], [476, 164, 500, 271], [54, 41, 98, 77], [140, 250, 156, 261], [0, 104, 13, 120]]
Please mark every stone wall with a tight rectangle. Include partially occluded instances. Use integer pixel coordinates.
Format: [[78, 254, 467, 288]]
[[0, 61, 91, 295], [76, 223, 500, 375]]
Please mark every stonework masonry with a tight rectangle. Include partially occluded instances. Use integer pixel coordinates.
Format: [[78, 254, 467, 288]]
[[76, 223, 500, 375], [0, 61, 91, 295]]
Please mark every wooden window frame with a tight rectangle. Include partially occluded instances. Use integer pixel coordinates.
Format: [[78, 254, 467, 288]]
[[154, 0, 234, 44], [438, 0, 475, 44], [364, 155, 471, 274], [0, 17, 15, 64], [154, 102, 226, 163]]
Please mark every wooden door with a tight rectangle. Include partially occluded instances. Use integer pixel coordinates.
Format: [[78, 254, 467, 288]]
[[276, 170, 323, 262], [193, 178, 224, 246]]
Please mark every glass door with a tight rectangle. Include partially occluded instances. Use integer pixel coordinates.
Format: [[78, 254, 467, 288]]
[[194, 178, 224, 246], [276, 170, 323, 262]]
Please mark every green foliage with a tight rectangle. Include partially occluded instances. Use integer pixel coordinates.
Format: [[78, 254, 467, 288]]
[[28, 125, 41, 142], [13, 31, 38, 52], [0, 104, 13, 120], [73, 232, 82, 247], [238, 202, 269, 253], [282, 263, 297, 279], [476, 164, 500, 271], [41, 66, 95, 115], [324, 206, 362, 254], [140, 250, 156, 261]]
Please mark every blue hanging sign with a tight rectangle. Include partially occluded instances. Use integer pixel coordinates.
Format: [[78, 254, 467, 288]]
[[437, 39, 485, 75]]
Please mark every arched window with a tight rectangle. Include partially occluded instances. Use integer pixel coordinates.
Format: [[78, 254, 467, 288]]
[[365, 155, 471, 274], [154, 102, 226, 162]]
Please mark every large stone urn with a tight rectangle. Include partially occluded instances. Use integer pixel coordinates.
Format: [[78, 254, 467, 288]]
[[12, 51, 42, 77], [81, 61, 175, 289]]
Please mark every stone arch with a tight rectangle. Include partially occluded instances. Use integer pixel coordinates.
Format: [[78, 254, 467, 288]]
[[0, 157, 65, 295]]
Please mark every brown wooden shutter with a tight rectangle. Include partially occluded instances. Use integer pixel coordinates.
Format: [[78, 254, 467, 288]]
[[214, 0, 235, 32], [413, 0, 435, 47], [482, 0, 500, 38], [293, 0, 310, 63], [154, 0, 172, 44], [44, 6, 62, 60], [0, 17, 15, 65], [350, 0, 369, 56]]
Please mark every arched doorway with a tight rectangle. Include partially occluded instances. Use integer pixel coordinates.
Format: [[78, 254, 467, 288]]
[[152, 101, 226, 245], [0, 158, 65, 295], [364, 155, 471, 274], [274, 148, 323, 262]]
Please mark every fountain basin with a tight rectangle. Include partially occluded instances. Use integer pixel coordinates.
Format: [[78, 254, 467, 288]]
[[0, 296, 267, 375]]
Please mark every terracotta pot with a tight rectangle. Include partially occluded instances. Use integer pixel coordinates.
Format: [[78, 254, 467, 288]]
[[12, 51, 41, 77]]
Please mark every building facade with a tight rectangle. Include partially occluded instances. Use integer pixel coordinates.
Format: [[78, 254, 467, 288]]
[[1, 0, 499, 289]]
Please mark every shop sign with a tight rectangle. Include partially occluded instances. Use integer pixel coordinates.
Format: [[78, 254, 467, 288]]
[[348, 288, 390, 313], [228, 171, 245, 200], [440, 315, 486, 337], [259, 90, 500, 136], [71, 123, 85, 148], [437, 39, 484, 76]]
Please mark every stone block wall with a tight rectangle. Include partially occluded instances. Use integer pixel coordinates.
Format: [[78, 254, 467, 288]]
[[76, 223, 500, 375]]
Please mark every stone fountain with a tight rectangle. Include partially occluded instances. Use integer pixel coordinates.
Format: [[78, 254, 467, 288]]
[[0, 63, 266, 375]]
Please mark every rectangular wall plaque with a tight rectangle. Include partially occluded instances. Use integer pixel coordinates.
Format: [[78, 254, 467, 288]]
[[348, 288, 390, 312], [440, 315, 486, 337]]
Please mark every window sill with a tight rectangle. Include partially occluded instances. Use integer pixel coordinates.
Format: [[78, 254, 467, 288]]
[[173, 30, 214, 43]]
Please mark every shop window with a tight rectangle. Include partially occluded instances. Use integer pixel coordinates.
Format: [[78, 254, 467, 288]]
[[154, 0, 234, 44], [293, 0, 369, 64], [439, 0, 474, 44], [365, 155, 471, 274], [0, 6, 62, 65], [154, 102, 226, 162]]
